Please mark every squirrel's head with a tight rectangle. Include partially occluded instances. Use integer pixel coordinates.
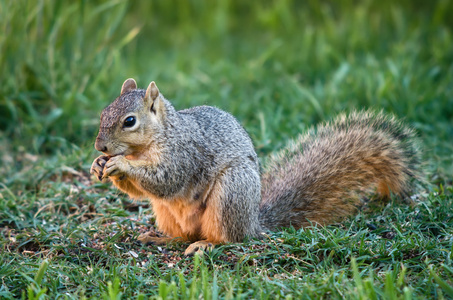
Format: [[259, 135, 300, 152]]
[[95, 78, 167, 157]]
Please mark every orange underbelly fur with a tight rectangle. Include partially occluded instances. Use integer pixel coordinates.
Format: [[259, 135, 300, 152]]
[[150, 195, 205, 241]]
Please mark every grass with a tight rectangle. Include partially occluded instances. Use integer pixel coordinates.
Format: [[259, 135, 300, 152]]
[[1, 0, 452, 298]]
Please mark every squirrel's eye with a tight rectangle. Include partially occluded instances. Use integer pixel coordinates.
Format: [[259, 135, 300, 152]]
[[123, 116, 136, 128]]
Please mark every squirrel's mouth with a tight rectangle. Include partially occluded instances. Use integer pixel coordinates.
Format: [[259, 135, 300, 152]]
[[100, 150, 124, 158], [108, 152, 125, 157]]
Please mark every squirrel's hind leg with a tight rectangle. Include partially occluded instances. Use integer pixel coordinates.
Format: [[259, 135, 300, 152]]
[[200, 163, 262, 243], [183, 163, 262, 256]]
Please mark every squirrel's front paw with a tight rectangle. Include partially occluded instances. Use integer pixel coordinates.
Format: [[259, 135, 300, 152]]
[[90, 155, 110, 182], [103, 155, 129, 179]]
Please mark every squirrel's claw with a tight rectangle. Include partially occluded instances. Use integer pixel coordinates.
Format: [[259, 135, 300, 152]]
[[184, 241, 215, 256], [90, 155, 110, 182], [103, 155, 127, 178]]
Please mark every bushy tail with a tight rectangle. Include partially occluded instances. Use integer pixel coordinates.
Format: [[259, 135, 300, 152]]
[[259, 110, 422, 231]]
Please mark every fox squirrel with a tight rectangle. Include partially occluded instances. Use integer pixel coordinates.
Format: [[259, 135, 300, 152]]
[[90, 79, 421, 255]]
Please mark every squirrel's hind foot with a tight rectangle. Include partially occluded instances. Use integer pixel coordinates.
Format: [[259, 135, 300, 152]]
[[184, 240, 216, 256], [137, 233, 182, 246]]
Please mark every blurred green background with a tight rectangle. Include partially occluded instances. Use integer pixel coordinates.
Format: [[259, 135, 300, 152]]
[[0, 0, 452, 179], [1, 1, 453, 298]]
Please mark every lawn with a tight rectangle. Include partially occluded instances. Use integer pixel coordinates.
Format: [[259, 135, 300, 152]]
[[1, 0, 452, 299]]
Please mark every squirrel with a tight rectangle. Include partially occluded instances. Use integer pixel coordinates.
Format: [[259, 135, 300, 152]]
[[90, 78, 421, 256]]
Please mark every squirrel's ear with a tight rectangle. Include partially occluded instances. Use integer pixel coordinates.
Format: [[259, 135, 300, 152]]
[[121, 78, 137, 95], [145, 81, 164, 114], [145, 81, 160, 102]]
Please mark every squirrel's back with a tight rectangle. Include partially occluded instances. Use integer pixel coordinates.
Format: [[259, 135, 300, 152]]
[[178, 105, 260, 177], [259, 110, 421, 231], [179, 105, 257, 162]]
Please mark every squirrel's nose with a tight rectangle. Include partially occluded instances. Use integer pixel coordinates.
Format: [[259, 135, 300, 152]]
[[95, 138, 108, 153]]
